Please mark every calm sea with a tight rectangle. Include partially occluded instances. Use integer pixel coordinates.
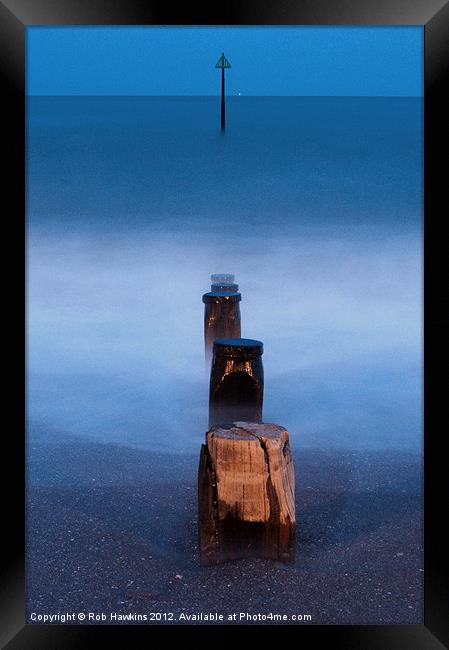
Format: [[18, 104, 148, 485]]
[[27, 96, 423, 452]]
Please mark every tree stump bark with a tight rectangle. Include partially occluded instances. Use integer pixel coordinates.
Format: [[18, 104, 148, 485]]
[[198, 422, 296, 565]]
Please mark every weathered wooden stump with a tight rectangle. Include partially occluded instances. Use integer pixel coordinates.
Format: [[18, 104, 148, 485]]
[[198, 422, 296, 565]]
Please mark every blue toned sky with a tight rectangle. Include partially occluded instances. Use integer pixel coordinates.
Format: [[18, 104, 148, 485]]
[[27, 26, 423, 96]]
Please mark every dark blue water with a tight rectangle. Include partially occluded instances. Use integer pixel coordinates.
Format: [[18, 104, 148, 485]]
[[27, 96, 422, 452]]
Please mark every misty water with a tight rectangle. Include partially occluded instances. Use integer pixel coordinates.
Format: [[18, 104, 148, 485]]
[[27, 96, 422, 453]]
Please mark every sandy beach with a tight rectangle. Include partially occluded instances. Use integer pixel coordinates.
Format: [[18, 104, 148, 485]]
[[26, 427, 423, 625]]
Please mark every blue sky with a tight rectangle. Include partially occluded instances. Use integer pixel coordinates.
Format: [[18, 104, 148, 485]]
[[27, 26, 423, 96]]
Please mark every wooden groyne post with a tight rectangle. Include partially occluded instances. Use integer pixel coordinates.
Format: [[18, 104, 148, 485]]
[[202, 276, 241, 366], [198, 422, 296, 565], [208, 338, 263, 428]]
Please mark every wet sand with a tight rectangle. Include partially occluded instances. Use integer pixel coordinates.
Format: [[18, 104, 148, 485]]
[[26, 429, 423, 625]]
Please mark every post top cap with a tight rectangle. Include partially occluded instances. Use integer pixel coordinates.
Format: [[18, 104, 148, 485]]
[[213, 338, 263, 358], [210, 273, 238, 293], [211, 273, 234, 283], [202, 291, 241, 303]]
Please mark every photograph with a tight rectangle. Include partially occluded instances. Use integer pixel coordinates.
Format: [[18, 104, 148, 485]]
[[24, 24, 425, 626]]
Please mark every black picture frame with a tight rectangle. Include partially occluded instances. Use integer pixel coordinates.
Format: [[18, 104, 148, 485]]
[[2, 0, 448, 647]]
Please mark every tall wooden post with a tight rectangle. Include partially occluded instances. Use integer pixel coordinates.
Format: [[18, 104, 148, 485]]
[[202, 275, 241, 366], [215, 52, 231, 131]]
